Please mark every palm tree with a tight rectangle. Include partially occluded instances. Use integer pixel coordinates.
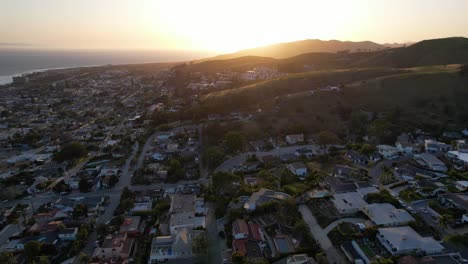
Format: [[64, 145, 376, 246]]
[[79, 252, 90, 264], [380, 166, 395, 185], [439, 214, 454, 228]]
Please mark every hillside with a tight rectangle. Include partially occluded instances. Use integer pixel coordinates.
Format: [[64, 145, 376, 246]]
[[176, 56, 277, 73], [199, 65, 468, 116], [202, 39, 385, 61], [180, 38, 468, 74], [352, 37, 468, 68], [199, 68, 409, 112]]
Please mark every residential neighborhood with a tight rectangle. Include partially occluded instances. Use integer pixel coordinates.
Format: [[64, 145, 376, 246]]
[[1, 59, 468, 264]]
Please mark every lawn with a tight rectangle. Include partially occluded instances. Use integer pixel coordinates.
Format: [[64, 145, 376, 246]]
[[399, 188, 424, 202], [307, 199, 340, 228]]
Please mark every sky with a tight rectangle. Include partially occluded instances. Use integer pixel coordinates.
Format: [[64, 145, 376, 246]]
[[1, 0, 468, 53]]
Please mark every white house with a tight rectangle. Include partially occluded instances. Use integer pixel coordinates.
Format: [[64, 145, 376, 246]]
[[414, 153, 448, 172], [377, 145, 399, 159], [151, 152, 165, 161], [395, 134, 414, 154], [424, 139, 451, 153], [58, 227, 78, 241], [232, 219, 249, 240], [285, 134, 304, 145], [287, 162, 308, 177], [332, 192, 368, 214], [377, 226, 444, 255], [363, 203, 415, 226], [455, 181, 468, 191]]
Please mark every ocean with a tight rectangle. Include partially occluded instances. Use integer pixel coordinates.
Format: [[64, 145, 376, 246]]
[[0, 48, 216, 84]]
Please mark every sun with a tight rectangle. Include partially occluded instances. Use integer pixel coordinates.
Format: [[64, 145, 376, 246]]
[[146, 0, 357, 53]]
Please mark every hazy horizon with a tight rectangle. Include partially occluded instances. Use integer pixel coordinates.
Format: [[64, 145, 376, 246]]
[[2, 0, 468, 53]]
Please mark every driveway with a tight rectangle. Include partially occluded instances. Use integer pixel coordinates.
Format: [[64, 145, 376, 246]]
[[323, 218, 368, 234], [299, 205, 347, 264]]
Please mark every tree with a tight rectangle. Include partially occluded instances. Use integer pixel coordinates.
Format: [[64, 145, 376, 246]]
[[78, 253, 90, 264], [349, 111, 368, 135], [167, 159, 185, 183], [78, 179, 91, 193], [368, 119, 392, 143], [192, 232, 209, 257], [73, 204, 88, 219], [459, 64, 468, 76], [317, 131, 339, 148], [231, 251, 244, 264], [96, 223, 110, 237], [0, 252, 17, 264], [439, 214, 454, 228], [224, 131, 244, 153], [204, 146, 225, 169], [25, 240, 41, 261], [54, 142, 88, 162], [379, 166, 395, 185], [360, 144, 376, 156]]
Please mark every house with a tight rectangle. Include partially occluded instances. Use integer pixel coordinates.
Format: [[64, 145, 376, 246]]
[[438, 193, 468, 212], [446, 150, 468, 168], [148, 228, 204, 263], [455, 181, 468, 191], [332, 165, 356, 178], [368, 152, 382, 163], [80, 196, 104, 214], [166, 143, 179, 153], [345, 150, 368, 165], [232, 239, 264, 260], [169, 194, 206, 234], [58, 227, 78, 241], [356, 186, 379, 198], [395, 164, 417, 181], [232, 219, 262, 241], [376, 226, 444, 255], [424, 140, 451, 153], [119, 216, 141, 236], [93, 233, 135, 261], [324, 176, 357, 194], [272, 254, 316, 264], [414, 153, 447, 172], [377, 145, 399, 159], [273, 234, 295, 254], [131, 201, 153, 215], [363, 203, 415, 226], [331, 192, 368, 214], [395, 134, 414, 154], [244, 188, 291, 211], [413, 179, 447, 197], [287, 162, 308, 177], [455, 140, 468, 153], [150, 152, 165, 161], [286, 134, 304, 145], [250, 140, 269, 151]]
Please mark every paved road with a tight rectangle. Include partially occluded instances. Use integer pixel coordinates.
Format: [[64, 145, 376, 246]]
[[299, 205, 347, 264], [323, 218, 368, 234], [215, 144, 321, 173], [206, 203, 223, 264], [81, 142, 139, 257], [0, 224, 22, 247], [369, 155, 413, 185]]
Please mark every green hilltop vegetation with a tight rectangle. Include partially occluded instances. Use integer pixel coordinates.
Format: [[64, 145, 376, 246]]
[[197, 65, 468, 135], [200, 39, 386, 60], [200, 67, 408, 111], [180, 37, 468, 73]]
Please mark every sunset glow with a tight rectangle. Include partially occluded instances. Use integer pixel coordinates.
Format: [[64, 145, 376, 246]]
[[1, 0, 468, 52]]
